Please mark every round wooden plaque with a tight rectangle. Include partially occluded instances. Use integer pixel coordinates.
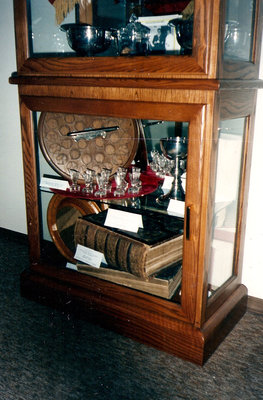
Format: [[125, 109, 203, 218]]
[[38, 112, 139, 183]]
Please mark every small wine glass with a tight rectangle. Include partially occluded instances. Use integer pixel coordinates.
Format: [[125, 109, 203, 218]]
[[100, 168, 112, 193], [94, 172, 107, 197], [114, 167, 128, 196], [69, 169, 80, 192], [149, 150, 160, 173], [128, 166, 141, 194], [82, 169, 94, 194]]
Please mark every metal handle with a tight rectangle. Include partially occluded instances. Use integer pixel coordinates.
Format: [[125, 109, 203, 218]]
[[67, 125, 119, 142], [142, 121, 164, 128], [186, 205, 191, 240]]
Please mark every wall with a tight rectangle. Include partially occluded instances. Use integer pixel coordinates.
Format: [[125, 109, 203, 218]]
[[242, 89, 263, 299], [0, 1, 26, 234], [0, 1, 262, 299]]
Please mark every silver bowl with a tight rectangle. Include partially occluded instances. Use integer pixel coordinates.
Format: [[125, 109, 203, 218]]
[[61, 23, 114, 56], [160, 137, 187, 159], [168, 18, 193, 54]]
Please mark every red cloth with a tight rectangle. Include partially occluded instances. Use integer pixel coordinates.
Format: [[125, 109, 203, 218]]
[[51, 167, 163, 201], [144, 1, 189, 15], [48, 0, 188, 16]]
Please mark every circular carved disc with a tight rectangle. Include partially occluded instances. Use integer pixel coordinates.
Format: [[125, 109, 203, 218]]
[[38, 112, 139, 183]]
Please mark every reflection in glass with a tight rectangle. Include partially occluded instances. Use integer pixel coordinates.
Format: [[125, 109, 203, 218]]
[[29, 0, 74, 55], [56, 206, 81, 254], [208, 118, 246, 296], [224, 0, 255, 61]]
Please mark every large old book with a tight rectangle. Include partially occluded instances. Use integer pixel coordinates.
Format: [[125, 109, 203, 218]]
[[74, 208, 184, 278], [76, 262, 182, 299]]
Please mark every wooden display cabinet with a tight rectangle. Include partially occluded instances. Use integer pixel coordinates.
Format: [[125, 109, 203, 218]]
[[10, 0, 263, 364]]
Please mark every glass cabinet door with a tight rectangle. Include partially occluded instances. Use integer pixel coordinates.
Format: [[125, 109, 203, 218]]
[[207, 118, 247, 296], [36, 111, 189, 303], [28, 0, 194, 57]]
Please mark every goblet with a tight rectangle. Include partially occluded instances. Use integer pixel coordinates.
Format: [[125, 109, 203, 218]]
[[157, 136, 187, 204]]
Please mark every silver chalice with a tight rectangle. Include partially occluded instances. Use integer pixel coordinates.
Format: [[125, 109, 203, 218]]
[[157, 136, 187, 204]]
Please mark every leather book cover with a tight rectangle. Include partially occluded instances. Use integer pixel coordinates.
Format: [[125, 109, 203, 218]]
[[78, 207, 184, 245], [74, 208, 183, 278]]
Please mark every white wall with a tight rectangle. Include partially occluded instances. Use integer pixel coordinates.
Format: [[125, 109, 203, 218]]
[[0, 1, 262, 299], [0, 1, 26, 234], [242, 29, 263, 300], [242, 90, 263, 299]]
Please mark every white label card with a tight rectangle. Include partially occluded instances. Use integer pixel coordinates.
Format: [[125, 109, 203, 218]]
[[167, 199, 185, 217], [74, 244, 104, 268], [162, 176, 174, 190], [66, 262, 78, 271], [104, 208, 143, 233], [40, 176, 70, 191]]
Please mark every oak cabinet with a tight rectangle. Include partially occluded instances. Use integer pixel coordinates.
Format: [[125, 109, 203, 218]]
[[10, 0, 263, 364]]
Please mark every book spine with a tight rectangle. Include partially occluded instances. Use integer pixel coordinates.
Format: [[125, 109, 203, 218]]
[[145, 236, 183, 275], [75, 263, 182, 299], [74, 219, 148, 278]]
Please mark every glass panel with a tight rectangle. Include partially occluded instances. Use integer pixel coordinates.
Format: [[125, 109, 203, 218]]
[[208, 118, 246, 297], [224, 0, 256, 61], [29, 0, 74, 55], [36, 112, 189, 301], [28, 0, 193, 57]]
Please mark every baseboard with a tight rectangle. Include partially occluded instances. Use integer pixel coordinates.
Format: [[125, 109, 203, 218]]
[[247, 296, 263, 314]]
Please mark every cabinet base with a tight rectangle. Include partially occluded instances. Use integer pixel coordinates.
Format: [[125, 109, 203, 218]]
[[20, 264, 247, 365]]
